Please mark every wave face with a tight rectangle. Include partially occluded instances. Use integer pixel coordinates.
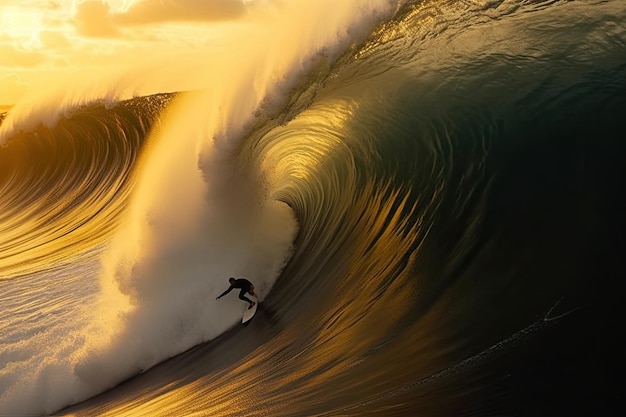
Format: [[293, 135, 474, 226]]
[[0, 95, 172, 277], [2, 0, 626, 416]]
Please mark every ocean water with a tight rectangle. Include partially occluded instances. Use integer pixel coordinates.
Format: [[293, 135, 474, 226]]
[[1, 0, 625, 416]]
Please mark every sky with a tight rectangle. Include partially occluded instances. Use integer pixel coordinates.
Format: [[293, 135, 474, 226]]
[[0, 0, 255, 105]]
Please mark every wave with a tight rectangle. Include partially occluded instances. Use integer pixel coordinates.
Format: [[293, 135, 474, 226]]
[[2, 0, 626, 415], [0, 94, 172, 278]]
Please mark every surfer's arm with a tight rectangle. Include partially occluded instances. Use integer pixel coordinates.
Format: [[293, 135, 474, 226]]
[[216, 286, 233, 299]]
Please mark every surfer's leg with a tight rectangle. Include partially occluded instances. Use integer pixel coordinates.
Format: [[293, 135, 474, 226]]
[[238, 289, 253, 304], [239, 288, 256, 309]]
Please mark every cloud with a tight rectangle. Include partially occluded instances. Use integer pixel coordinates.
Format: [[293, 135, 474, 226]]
[[73, 1, 120, 37], [47, 1, 62, 10], [72, 0, 246, 37], [38, 30, 71, 48], [118, 0, 246, 25], [0, 44, 46, 67]]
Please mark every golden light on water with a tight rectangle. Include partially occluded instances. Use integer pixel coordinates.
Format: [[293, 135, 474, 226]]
[[259, 98, 357, 186], [71, 181, 427, 417]]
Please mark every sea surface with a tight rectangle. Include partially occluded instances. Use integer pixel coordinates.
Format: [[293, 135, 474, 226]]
[[1, 1, 625, 416]]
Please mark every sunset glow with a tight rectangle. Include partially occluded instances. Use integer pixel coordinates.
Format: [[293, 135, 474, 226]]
[[1, 7, 44, 43], [0, 0, 248, 105]]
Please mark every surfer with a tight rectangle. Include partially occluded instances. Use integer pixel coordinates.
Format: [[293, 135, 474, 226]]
[[216, 277, 256, 309]]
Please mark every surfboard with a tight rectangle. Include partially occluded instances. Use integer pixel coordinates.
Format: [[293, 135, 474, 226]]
[[242, 298, 258, 324]]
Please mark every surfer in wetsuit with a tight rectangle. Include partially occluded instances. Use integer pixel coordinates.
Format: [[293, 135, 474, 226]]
[[216, 277, 256, 309]]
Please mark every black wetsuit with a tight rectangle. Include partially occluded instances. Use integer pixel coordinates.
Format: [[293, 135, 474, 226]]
[[217, 278, 254, 304]]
